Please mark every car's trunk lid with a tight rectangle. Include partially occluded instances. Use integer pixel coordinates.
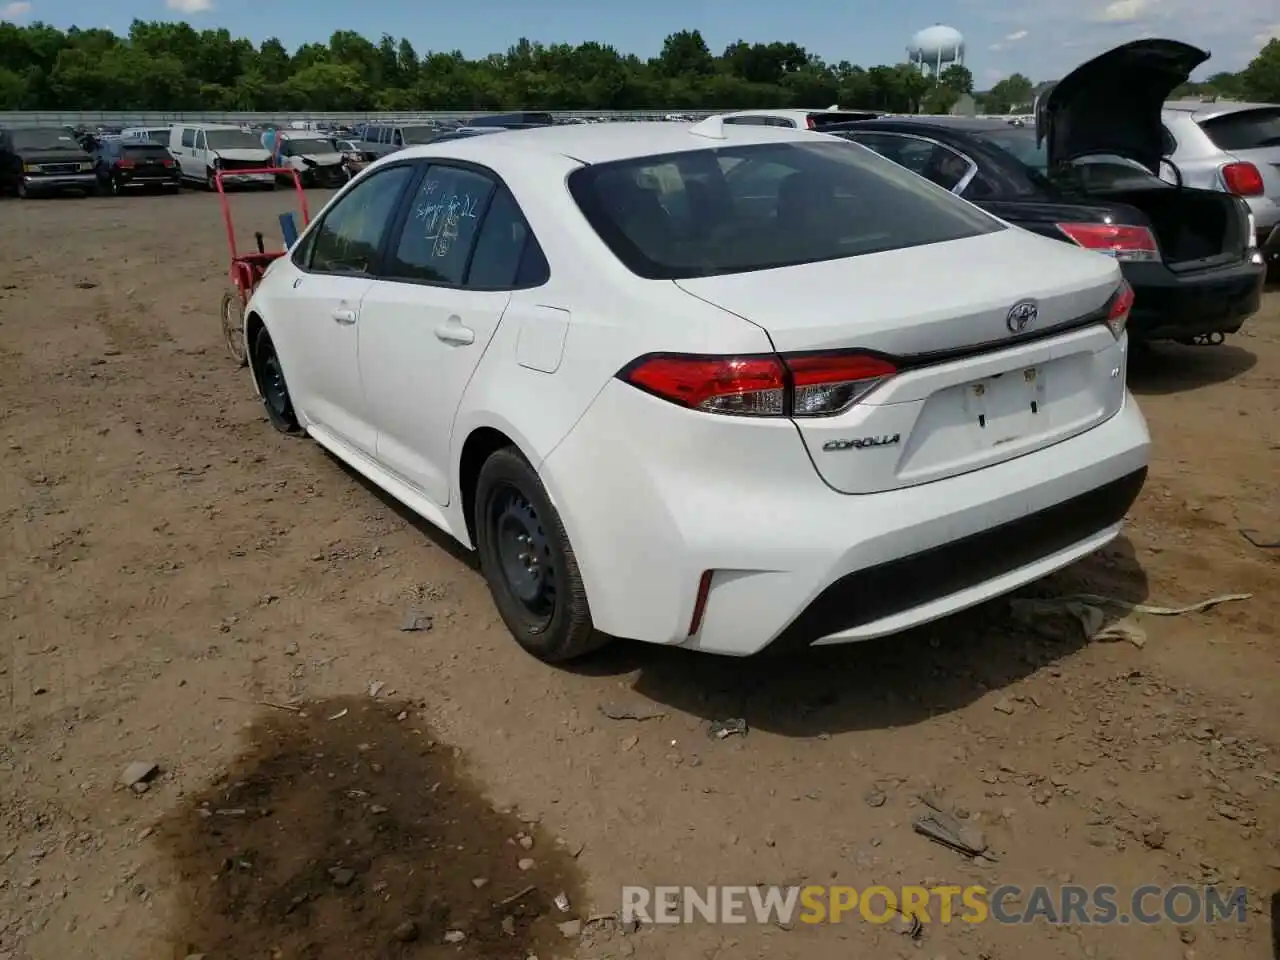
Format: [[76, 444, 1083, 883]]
[[1036, 39, 1209, 174], [675, 228, 1129, 494]]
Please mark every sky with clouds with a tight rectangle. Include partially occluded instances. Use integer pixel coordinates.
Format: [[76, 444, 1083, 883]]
[[1, 0, 1277, 84]]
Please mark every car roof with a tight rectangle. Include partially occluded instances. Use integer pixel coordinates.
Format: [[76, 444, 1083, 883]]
[[1163, 99, 1280, 121], [854, 116, 1033, 133], [390, 120, 825, 166]]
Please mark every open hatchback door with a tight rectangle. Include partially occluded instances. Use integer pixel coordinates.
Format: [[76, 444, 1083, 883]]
[[1036, 39, 1209, 174]]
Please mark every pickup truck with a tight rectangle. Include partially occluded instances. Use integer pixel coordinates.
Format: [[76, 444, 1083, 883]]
[[0, 126, 97, 198]]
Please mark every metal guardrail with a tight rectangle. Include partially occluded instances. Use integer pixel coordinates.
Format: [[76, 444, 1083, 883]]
[[0, 109, 1033, 127]]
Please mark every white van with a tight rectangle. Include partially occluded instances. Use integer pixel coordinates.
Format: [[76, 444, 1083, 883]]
[[168, 123, 274, 190], [274, 131, 346, 187]]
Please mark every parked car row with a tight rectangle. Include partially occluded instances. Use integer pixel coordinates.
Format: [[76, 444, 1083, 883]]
[[0, 122, 377, 197]]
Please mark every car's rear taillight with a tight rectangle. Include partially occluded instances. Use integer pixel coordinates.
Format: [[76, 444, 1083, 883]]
[[805, 116, 816, 129], [1104, 279, 1135, 339], [161, 158, 174, 167], [1221, 161, 1264, 197], [1057, 222, 1160, 262], [618, 352, 897, 417], [118, 159, 135, 169]]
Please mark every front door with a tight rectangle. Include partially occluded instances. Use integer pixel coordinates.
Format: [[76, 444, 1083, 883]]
[[358, 165, 538, 505], [270, 163, 418, 456]]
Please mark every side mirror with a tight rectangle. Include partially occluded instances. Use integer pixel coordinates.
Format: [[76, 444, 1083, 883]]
[[1158, 157, 1182, 188]]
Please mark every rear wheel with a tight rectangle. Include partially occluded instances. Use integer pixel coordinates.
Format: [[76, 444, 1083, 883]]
[[220, 287, 249, 367], [250, 326, 299, 434], [109, 175, 122, 196], [474, 448, 604, 662]]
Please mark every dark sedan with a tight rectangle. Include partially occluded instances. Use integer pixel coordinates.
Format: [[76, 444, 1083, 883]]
[[823, 41, 1266, 345]]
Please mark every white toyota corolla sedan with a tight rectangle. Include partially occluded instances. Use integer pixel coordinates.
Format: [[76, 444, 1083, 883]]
[[243, 118, 1151, 662]]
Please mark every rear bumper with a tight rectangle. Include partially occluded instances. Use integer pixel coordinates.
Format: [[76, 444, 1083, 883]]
[[1123, 257, 1265, 341], [21, 173, 96, 194], [541, 378, 1151, 657], [116, 171, 182, 189]]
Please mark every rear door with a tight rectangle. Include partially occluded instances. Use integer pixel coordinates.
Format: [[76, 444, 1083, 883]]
[[1198, 107, 1280, 210], [357, 163, 522, 505]]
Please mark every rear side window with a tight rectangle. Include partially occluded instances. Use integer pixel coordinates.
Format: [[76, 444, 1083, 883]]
[[569, 140, 1001, 280], [385, 165, 495, 285], [466, 186, 549, 289], [181, 129, 195, 148], [1199, 108, 1280, 151]]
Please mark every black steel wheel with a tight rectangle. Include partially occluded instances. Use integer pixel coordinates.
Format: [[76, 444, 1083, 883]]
[[220, 287, 249, 367], [474, 448, 603, 662], [250, 326, 299, 434]]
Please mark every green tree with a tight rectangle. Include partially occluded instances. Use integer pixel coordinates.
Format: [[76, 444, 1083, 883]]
[[1241, 39, 1280, 103], [0, 21, 1272, 113]]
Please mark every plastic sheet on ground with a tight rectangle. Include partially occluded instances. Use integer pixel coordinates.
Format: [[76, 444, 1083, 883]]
[[1007, 592, 1253, 648]]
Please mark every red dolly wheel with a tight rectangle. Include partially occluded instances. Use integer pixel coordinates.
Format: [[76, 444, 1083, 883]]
[[220, 286, 249, 367]]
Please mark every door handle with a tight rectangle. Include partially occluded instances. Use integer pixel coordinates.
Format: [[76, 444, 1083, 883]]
[[332, 308, 357, 325], [434, 319, 475, 345]]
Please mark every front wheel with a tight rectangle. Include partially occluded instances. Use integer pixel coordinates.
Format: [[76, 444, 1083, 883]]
[[250, 326, 299, 434], [474, 448, 604, 662], [220, 287, 249, 367]]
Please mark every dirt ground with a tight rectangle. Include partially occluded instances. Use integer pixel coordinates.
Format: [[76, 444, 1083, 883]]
[[0, 188, 1277, 960]]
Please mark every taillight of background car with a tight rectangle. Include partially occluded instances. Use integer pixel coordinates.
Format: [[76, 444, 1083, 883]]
[[1220, 161, 1264, 197], [1056, 222, 1161, 262]]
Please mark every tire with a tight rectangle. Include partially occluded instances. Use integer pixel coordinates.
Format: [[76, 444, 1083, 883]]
[[220, 288, 249, 367], [250, 326, 300, 434], [474, 448, 605, 662], [205, 168, 217, 191], [110, 176, 122, 196], [16, 181, 29, 199]]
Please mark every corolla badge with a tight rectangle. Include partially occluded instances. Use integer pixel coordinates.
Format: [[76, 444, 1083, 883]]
[[1006, 300, 1038, 334]]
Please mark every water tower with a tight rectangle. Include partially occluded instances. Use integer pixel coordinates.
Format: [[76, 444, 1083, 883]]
[[908, 24, 965, 78]]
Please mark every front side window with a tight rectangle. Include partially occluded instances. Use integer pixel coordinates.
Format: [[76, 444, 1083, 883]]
[[306, 165, 416, 275], [385, 165, 495, 285], [569, 140, 1001, 279]]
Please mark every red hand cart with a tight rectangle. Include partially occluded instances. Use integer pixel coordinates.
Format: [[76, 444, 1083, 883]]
[[218, 166, 311, 366]]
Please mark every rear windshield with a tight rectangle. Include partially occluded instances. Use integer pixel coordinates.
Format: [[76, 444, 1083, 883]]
[[123, 145, 171, 160], [808, 111, 880, 128], [1200, 108, 1280, 151], [205, 129, 262, 150], [282, 138, 335, 155], [400, 125, 438, 144], [971, 127, 1048, 172], [568, 140, 1001, 280]]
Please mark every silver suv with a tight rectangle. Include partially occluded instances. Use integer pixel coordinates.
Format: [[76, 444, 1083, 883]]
[[1163, 101, 1280, 262]]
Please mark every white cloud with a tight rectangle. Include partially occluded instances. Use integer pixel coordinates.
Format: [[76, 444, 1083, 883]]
[[1005, 30, 1029, 41], [165, 0, 213, 12], [1094, 0, 1155, 24], [1254, 24, 1280, 45], [1, 1, 32, 18]]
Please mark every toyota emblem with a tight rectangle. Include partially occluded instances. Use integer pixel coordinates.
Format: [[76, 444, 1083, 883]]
[[1006, 301, 1038, 334]]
